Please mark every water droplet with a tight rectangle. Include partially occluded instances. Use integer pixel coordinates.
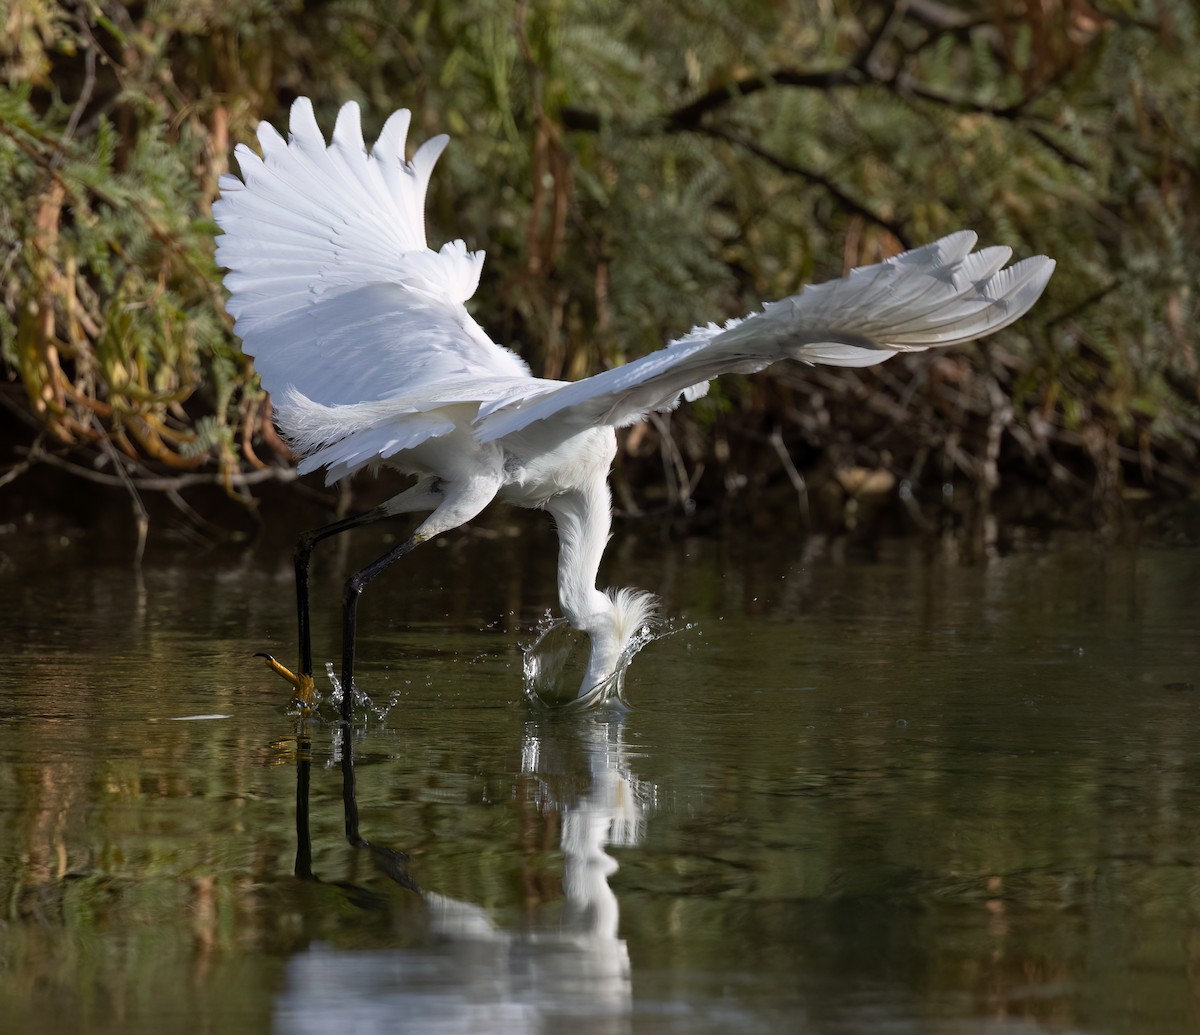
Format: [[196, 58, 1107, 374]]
[[520, 611, 689, 709]]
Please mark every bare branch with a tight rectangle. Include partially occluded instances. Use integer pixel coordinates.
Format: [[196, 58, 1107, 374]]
[[664, 67, 862, 130], [697, 124, 910, 246], [20, 442, 298, 492]]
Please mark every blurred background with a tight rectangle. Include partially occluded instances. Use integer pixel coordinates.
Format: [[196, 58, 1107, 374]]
[[3, 9, 1200, 1031], [1, 0, 1197, 549]]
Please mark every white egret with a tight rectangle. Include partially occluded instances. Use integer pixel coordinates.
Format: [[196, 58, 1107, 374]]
[[213, 98, 1054, 715]]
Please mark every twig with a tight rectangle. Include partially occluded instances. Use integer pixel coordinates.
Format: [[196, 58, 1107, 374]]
[[20, 442, 298, 491], [0, 456, 34, 490], [856, 0, 911, 78], [768, 427, 811, 527], [697, 124, 909, 245], [664, 67, 862, 130], [92, 414, 148, 565], [649, 413, 700, 516], [61, 10, 99, 147]]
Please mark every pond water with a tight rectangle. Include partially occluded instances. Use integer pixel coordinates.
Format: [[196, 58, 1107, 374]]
[[1, 513, 1198, 1034]]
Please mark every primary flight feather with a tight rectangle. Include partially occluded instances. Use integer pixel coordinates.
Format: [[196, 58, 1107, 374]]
[[214, 98, 1054, 707]]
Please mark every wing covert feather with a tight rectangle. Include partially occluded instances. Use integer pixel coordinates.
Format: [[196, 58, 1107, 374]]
[[217, 99, 1054, 484], [475, 235, 1053, 442]]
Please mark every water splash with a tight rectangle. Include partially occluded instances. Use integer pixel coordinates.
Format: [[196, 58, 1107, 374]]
[[521, 611, 683, 710], [324, 661, 399, 723]]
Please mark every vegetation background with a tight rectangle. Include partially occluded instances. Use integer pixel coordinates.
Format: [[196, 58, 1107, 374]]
[[1, 0, 1197, 546]]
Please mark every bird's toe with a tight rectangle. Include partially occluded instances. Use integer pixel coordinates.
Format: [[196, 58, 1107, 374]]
[[256, 653, 317, 713]]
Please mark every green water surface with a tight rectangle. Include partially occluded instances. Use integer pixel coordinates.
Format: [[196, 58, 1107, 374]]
[[1, 520, 1197, 1034]]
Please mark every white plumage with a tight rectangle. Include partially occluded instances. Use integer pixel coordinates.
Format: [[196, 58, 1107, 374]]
[[214, 97, 1055, 704]]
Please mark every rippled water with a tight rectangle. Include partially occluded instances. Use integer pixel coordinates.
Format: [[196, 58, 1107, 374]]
[[1, 516, 1198, 1033]]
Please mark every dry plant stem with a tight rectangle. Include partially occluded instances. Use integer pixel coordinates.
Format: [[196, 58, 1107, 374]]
[[92, 414, 148, 564]]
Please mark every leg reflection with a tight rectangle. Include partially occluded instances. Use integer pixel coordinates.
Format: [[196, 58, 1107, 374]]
[[289, 716, 419, 893], [339, 725, 420, 892], [294, 718, 314, 881]]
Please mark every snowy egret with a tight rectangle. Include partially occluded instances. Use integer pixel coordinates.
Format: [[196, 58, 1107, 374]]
[[213, 98, 1054, 714]]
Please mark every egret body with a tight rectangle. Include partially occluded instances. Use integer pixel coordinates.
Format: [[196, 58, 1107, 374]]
[[213, 98, 1054, 712]]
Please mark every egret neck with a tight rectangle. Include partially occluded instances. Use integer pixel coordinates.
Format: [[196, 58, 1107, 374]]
[[544, 475, 653, 699]]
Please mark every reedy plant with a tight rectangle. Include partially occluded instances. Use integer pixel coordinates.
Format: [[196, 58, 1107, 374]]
[[1, 0, 1196, 536]]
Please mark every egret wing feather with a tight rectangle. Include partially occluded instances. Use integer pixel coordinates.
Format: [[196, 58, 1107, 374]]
[[216, 99, 1055, 491], [213, 98, 530, 472], [475, 238, 1054, 442]]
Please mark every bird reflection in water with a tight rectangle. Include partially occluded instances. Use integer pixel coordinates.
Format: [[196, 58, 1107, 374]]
[[524, 714, 653, 946], [279, 702, 652, 1030]]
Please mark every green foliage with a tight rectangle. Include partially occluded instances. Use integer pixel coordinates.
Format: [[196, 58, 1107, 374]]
[[1, 0, 1197, 523]]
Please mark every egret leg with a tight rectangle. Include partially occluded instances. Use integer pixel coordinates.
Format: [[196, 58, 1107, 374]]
[[330, 471, 499, 865], [293, 505, 393, 698], [334, 471, 501, 721], [257, 504, 394, 709], [339, 532, 424, 722], [334, 529, 427, 878], [261, 479, 447, 709]]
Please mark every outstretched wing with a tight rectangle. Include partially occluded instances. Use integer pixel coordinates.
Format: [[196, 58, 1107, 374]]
[[475, 232, 1053, 442], [213, 97, 530, 413]]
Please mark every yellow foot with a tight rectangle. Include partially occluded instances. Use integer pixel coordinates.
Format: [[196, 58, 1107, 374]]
[[255, 652, 317, 714]]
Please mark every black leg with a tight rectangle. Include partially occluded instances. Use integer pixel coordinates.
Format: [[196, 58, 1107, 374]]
[[339, 532, 423, 722], [294, 505, 393, 681]]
